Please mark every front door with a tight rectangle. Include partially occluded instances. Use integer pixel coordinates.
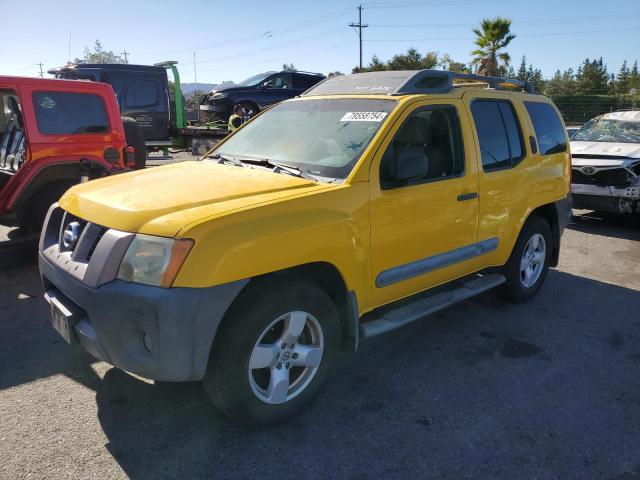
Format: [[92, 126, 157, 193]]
[[369, 100, 480, 307]]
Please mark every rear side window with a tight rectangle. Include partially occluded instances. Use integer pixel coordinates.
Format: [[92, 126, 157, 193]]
[[33, 91, 109, 135], [524, 101, 567, 155], [124, 79, 159, 109], [293, 75, 321, 89], [471, 99, 524, 171]]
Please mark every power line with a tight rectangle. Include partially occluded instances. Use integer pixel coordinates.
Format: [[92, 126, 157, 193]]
[[363, 0, 509, 9], [181, 26, 347, 67], [367, 13, 640, 28], [349, 5, 368, 70], [366, 26, 640, 42], [140, 9, 352, 55]]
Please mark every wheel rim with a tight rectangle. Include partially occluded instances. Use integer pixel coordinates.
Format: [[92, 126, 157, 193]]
[[248, 311, 324, 405], [520, 233, 546, 288], [240, 105, 255, 118]]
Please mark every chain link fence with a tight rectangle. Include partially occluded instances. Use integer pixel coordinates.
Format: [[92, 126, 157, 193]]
[[551, 94, 639, 125]]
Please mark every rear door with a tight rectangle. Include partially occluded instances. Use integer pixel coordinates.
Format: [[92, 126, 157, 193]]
[[120, 75, 169, 141]]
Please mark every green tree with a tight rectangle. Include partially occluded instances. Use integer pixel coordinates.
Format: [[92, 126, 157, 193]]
[[575, 58, 610, 95], [75, 40, 126, 64], [327, 71, 344, 77], [282, 63, 296, 72], [629, 60, 640, 91], [471, 17, 516, 77], [439, 54, 471, 74], [516, 56, 528, 81], [355, 49, 438, 73]]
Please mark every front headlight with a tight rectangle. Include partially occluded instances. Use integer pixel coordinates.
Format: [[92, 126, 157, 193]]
[[211, 92, 227, 100], [117, 234, 194, 287]]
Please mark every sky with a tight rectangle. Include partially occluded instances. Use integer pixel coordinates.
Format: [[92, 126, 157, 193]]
[[2, 0, 639, 85]]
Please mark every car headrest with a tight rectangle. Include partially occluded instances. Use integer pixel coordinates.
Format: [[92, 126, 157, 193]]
[[7, 97, 23, 129], [429, 110, 449, 139], [396, 116, 430, 145]]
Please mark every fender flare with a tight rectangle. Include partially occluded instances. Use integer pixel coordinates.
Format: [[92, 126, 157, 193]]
[[10, 158, 110, 216]]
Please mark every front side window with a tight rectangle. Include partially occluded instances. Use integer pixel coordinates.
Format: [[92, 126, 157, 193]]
[[213, 98, 396, 180], [33, 91, 109, 135], [264, 74, 292, 89], [380, 106, 464, 189], [471, 99, 524, 171], [524, 101, 568, 154]]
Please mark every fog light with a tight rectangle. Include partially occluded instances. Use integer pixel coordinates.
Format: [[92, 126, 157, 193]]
[[143, 332, 152, 352]]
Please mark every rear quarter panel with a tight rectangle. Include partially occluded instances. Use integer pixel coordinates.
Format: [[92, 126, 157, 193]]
[[462, 91, 570, 267]]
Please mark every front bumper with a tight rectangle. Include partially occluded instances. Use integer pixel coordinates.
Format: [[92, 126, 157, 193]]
[[199, 101, 229, 113], [38, 204, 249, 381], [571, 184, 640, 213]]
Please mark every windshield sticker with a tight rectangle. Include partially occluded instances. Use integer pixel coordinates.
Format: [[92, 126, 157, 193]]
[[340, 112, 388, 122]]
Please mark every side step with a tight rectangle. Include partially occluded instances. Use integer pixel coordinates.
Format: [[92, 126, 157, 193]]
[[360, 273, 506, 338]]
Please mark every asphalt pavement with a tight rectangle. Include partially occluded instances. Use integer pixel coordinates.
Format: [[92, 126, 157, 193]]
[[1, 211, 639, 479]]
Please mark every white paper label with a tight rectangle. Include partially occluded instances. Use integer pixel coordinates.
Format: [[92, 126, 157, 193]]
[[340, 112, 388, 122]]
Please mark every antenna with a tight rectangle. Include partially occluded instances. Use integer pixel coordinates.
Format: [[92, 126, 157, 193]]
[[348, 4, 368, 71]]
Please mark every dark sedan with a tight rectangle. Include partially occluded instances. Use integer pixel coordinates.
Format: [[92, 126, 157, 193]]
[[200, 70, 325, 121]]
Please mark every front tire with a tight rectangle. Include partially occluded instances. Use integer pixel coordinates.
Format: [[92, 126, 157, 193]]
[[501, 215, 552, 302], [202, 279, 341, 426]]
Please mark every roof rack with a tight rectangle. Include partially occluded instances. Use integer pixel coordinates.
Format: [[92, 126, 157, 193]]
[[302, 69, 534, 97]]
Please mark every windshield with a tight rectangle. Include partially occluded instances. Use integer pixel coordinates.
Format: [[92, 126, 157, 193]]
[[236, 72, 276, 87], [573, 117, 640, 144], [213, 98, 397, 180]]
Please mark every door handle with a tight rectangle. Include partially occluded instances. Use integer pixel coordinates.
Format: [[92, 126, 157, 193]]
[[457, 192, 478, 201]]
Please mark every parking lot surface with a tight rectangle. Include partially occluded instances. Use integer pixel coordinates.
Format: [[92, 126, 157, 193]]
[[1, 211, 639, 479]]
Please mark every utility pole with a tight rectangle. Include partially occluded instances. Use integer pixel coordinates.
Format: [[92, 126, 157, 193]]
[[68, 31, 71, 63], [349, 4, 368, 71], [37, 63, 44, 78], [121, 50, 129, 63]]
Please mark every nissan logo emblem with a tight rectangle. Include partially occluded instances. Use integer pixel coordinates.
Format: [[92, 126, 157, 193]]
[[580, 166, 597, 175], [62, 221, 81, 250]]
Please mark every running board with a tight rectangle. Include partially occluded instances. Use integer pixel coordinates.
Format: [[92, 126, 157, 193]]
[[360, 273, 506, 338]]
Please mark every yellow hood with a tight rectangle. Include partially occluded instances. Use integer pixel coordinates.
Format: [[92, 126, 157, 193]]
[[59, 161, 327, 236]]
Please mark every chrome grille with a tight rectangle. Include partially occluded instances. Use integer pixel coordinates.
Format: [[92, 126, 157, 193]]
[[39, 204, 135, 288]]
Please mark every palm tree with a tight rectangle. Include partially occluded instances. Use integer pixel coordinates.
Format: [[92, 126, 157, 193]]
[[471, 17, 515, 77]]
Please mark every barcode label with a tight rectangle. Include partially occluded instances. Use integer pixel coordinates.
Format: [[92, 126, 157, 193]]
[[340, 112, 388, 122]]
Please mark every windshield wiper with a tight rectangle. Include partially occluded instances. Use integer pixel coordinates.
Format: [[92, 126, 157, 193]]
[[209, 153, 247, 167], [242, 158, 318, 181]]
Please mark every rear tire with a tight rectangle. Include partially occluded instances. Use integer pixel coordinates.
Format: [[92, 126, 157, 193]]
[[202, 278, 341, 426], [501, 215, 552, 302], [121, 117, 146, 170]]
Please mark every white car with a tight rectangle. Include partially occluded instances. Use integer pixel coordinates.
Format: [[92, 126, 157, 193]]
[[570, 110, 640, 215]]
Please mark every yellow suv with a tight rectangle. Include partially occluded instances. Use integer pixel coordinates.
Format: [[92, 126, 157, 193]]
[[39, 70, 571, 425]]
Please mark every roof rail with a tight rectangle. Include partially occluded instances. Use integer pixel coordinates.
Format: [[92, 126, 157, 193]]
[[289, 70, 324, 76], [302, 69, 535, 97]]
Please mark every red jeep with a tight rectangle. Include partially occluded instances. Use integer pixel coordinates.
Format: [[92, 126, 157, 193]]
[[0, 75, 144, 232]]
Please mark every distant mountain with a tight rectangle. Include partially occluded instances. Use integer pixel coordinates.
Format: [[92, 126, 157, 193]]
[[181, 81, 235, 96]]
